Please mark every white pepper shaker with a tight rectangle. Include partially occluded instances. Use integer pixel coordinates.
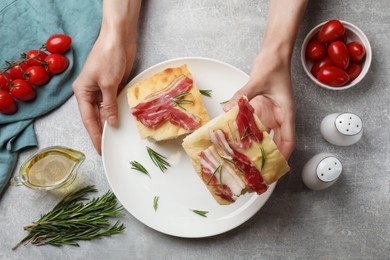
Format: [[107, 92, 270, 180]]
[[320, 112, 363, 146], [302, 153, 342, 190]]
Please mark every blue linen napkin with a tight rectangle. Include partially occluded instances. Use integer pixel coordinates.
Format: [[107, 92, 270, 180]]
[[0, 0, 102, 198]]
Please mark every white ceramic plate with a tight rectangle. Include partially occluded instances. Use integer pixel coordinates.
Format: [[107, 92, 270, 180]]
[[102, 57, 276, 238]]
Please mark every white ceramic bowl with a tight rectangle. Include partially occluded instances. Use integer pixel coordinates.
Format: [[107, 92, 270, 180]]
[[301, 20, 372, 90]]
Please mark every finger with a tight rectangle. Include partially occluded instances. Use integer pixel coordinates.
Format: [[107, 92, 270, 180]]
[[223, 81, 258, 111], [77, 100, 103, 155], [275, 114, 296, 160], [99, 82, 119, 127]]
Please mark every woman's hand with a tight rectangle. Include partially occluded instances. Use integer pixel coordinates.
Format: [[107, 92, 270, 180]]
[[72, 0, 141, 155], [224, 50, 295, 160], [72, 33, 136, 154]]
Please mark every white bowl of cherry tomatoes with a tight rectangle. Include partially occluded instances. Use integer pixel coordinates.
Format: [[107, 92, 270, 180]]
[[301, 19, 371, 90]]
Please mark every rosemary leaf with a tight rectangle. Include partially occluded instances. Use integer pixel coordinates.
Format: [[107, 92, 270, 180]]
[[206, 164, 222, 185], [219, 165, 223, 188], [129, 160, 150, 177], [199, 89, 212, 97], [153, 196, 159, 212], [220, 155, 244, 173], [13, 185, 125, 250], [260, 147, 266, 170], [219, 100, 229, 105], [190, 209, 209, 218], [146, 146, 171, 173], [171, 92, 193, 110]]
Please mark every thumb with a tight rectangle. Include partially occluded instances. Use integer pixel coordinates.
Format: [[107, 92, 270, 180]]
[[223, 82, 257, 112], [101, 86, 119, 127]]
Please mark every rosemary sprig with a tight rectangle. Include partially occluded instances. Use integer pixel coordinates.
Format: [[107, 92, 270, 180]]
[[260, 147, 266, 170], [146, 146, 171, 173], [199, 89, 212, 97], [220, 155, 244, 173], [171, 92, 193, 110], [153, 196, 159, 212], [190, 209, 209, 218], [129, 160, 150, 177], [241, 126, 253, 140], [206, 164, 222, 185], [13, 185, 125, 250]]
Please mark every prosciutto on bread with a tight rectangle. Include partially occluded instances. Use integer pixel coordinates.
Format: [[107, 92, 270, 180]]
[[127, 65, 210, 141], [182, 96, 290, 205]]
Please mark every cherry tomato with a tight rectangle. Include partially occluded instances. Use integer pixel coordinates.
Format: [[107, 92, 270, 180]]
[[26, 66, 50, 86], [317, 65, 350, 87], [10, 61, 30, 80], [318, 20, 345, 43], [44, 54, 69, 74], [46, 34, 72, 54], [0, 71, 14, 92], [328, 41, 350, 70], [0, 89, 17, 114], [347, 41, 366, 62], [10, 79, 36, 101], [26, 50, 48, 66], [346, 63, 362, 82], [306, 40, 326, 61], [311, 57, 333, 77]]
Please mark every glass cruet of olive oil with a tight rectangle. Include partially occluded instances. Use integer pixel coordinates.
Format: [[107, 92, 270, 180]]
[[11, 146, 85, 190]]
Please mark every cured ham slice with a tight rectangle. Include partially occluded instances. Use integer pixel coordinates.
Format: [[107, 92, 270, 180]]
[[236, 97, 263, 149], [210, 129, 268, 195], [131, 75, 201, 131], [199, 145, 246, 201]]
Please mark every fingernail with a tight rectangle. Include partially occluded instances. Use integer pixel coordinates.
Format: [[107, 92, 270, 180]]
[[107, 116, 118, 127]]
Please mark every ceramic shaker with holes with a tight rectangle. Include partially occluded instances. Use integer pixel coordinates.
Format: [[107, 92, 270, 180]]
[[320, 112, 363, 146], [302, 153, 343, 190]]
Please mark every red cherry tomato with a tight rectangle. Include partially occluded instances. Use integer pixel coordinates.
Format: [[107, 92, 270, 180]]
[[0, 89, 17, 114], [347, 41, 366, 62], [0, 71, 14, 92], [26, 50, 48, 67], [44, 54, 69, 74], [328, 41, 350, 70], [10, 79, 36, 101], [318, 20, 345, 43], [311, 57, 333, 77], [10, 61, 30, 80], [346, 63, 362, 82], [305, 40, 326, 61], [317, 65, 350, 87], [46, 34, 72, 54], [26, 66, 50, 86]]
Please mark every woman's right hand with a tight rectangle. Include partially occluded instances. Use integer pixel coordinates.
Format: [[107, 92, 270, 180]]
[[72, 31, 136, 155]]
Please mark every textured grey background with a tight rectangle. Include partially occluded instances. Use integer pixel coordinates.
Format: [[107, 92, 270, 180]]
[[1, 0, 389, 259]]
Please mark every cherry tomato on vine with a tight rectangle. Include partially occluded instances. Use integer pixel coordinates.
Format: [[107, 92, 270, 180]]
[[10, 61, 30, 80], [0, 71, 14, 92], [0, 89, 17, 114], [318, 20, 345, 43], [46, 34, 72, 54], [346, 63, 362, 82], [26, 50, 48, 67], [44, 54, 69, 74], [26, 66, 50, 86], [311, 57, 333, 77], [10, 79, 36, 101], [328, 41, 350, 70], [317, 65, 350, 87], [306, 40, 326, 61], [347, 42, 366, 62]]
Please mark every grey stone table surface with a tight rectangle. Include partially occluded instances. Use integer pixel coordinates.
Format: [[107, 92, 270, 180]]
[[1, 0, 389, 259]]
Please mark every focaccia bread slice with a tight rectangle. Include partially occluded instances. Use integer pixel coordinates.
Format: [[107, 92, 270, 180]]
[[182, 97, 290, 205], [127, 64, 210, 141]]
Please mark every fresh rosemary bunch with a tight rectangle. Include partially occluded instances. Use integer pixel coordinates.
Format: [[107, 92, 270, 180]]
[[13, 185, 125, 250]]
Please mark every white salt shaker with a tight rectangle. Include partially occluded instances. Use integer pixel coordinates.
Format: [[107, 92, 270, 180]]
[[320, 112, 363, 146], [302, 153, 342, 190]]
